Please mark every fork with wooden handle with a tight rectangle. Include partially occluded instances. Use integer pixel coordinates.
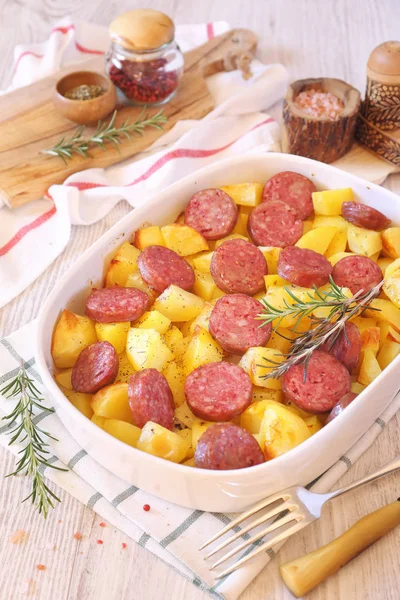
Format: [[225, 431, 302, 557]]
[[199, 456, 400, 579], [280, 498, 400, 597]]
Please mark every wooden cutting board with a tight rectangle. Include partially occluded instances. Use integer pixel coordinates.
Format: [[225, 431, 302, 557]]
[[0, 29, 257, 209]]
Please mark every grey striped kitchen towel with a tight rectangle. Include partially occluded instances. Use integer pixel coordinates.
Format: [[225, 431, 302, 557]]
[[1, 320, 399, 600]]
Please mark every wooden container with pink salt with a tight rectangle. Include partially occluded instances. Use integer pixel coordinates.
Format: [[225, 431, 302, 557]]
[[282, 77, 361, 164]]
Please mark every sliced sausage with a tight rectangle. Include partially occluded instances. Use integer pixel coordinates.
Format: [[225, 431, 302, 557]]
[[85, 287, 148, 323], [184, 188, 238, 240], [277, 246, 332, 288], [138, 245, 195, 293], [72, 341, 118, 394], [325, 392, 358, 424], [282, 350, 351, 413], [332, 256, 383, 295], [248, 201, 303, 248], [262, 171, 316, 220], [194, 423, 265, 470], [209, 294, 271, 354], [341, 202, 391, 231], [128, 369, 174, 430], [185, 362, 252, 421], [210, 238, 267, 295], [322, 322, 361, 373]]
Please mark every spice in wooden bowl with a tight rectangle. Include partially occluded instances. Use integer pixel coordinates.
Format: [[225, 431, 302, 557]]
[[64, 84, 105, 101], [283, 77, 361, 164], [53, 71, 117, 125]]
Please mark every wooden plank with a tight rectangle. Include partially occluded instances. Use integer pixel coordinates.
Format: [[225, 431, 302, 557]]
[[0, 29, 257, 208]]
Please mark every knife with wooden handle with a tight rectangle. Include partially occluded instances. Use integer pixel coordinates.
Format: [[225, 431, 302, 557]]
[[280, 499, 400, 598]]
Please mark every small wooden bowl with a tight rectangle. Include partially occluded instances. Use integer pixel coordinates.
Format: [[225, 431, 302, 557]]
[[283, 77, 361, 164], [53, 71, 117, 125]]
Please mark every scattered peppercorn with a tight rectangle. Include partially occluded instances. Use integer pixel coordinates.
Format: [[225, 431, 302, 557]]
[[64, 84, 105, 101], [143, 504, 151, 512], [108, 59, 178, 104]]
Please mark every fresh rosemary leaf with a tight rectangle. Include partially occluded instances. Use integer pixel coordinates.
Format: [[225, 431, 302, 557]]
[[1, 364, 67, 517], [257, 278, 384, 380], [41, 107, 167, 162]]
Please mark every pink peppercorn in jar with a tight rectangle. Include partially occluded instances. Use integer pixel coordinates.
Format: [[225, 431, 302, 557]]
[[106, 9, 184, 106]]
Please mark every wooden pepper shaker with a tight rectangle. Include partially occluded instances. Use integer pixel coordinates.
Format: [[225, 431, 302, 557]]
[[356, 41, 400, 166]]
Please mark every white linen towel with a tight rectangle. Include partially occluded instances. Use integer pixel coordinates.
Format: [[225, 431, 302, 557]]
[[1, 322, 399, 600], [0, 17, 288, 309]]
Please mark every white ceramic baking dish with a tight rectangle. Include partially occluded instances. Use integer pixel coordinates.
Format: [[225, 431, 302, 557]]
[[36, 153, 400, 513]]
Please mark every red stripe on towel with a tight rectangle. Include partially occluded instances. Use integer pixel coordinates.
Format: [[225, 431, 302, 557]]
[[0, 205, 57, 257], [67, 117, 275, 191]]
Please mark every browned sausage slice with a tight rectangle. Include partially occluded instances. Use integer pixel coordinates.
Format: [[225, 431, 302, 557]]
[[322, 322, 361, 373], [85, 287, 148, 323], [138, 245, 195, 293], [184, 188, 238, 240], [194, 423, 265, 470], [325, 392, 358, 424], [209, 294, 271, 354], [262, 171, 316, 219], [248, 201, 303, 248], [341, 202, 391, 231], [128, 369, 174, 430], [185, 362, 252, 421], [210, 238, 267, 295], [277, 246, 332, 288], [282, 350, 351, 413], [332, 256, 383, 295], [71, 341, 118, 394]]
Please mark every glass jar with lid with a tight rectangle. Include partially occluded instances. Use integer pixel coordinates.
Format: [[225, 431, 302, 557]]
[[106, 9, 184, 106]]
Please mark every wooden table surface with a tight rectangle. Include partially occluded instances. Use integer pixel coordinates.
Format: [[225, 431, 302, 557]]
[[1, 1, 400, 599]]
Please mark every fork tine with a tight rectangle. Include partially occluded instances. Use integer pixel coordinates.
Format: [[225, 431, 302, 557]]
[[215, 521, 307, 579], [204, 500, 295, 560], [210, 512, 299, 570], [199, 492, 290, 551]]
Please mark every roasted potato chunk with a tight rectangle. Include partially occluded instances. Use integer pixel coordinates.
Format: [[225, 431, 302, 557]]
[[153, 285, 204, 321], [134, 226, 165, 249], [103, 419, 141, 448], [259, 402, 311, 459], [183, 326, 223, 375], [95, 321, 130, 354], [312, 188, 354, 215], [295, 226, 338, 255], [52, 310, 97, 369], [105, 242, 141, 287], [137, 421, 190, 462], [126, 328, 173, 371], [91, 382, 134, 424], [161, 224, 209, 256], [220, 183, 263, 207]]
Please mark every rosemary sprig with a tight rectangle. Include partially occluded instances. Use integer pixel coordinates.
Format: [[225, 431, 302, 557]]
[[1, 364, 67, 517], [258, 277, 384, 380], [41, 107, 167, 164]]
